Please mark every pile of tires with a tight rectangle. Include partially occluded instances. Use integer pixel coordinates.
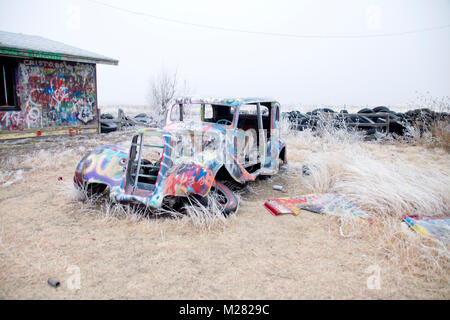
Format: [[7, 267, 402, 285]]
[[99, 112, 139, 134], [100, 113, 114, 120], [283, 106, 449, 137], [100, 121, 117, 133], [134, 113, 158, 127]]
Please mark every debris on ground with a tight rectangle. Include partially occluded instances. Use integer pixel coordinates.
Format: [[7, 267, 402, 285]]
[[272, 185, 285, 192], [302, 164, 311, 176], [134, 113, 159, 127], [402, 216, 450, 242], [264, 193, 370, 221], [47, 278, 60, 288], [100, 109, 159, 134]]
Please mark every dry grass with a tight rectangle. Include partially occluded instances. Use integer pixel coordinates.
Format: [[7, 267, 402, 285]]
[[430, 121, 450, 151], [0, 110, 449, 299], [281, 118, 450, 294]]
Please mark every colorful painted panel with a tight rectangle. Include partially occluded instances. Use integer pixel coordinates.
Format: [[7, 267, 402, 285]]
[[403, 216, 450, 242], [0, 59, 97, 132], [264, 193, 370, 220], [74, 145, 128, 188]]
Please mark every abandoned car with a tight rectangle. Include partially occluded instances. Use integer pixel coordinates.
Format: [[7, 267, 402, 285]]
[[74, 97, 287, 215]]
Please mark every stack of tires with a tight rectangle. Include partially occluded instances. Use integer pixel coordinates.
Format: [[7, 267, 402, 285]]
[[283, 106, 449, 137], [100, 114, 117, 133]]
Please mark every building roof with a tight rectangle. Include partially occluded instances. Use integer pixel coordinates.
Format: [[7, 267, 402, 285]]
[[0, 30, 118, 65]]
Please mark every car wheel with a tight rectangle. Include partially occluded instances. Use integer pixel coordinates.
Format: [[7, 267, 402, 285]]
[[85, 183, 108, 198], [193, 182, 239, 216], [211, 182, 239, 216]]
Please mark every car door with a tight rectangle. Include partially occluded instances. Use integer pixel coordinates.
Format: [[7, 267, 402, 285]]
[[262, 102, 282, 173]]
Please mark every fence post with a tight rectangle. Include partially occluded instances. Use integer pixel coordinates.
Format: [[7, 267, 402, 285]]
[[118, 108, 124, 131], [386, 113, 390, 134], [98, 108, 101, 133]]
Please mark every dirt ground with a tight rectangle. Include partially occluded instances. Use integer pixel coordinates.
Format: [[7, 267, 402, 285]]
[[0, 129, 449, 299]]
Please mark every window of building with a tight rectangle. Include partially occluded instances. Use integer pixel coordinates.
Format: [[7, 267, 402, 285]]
[[0, 57, 19, 111]]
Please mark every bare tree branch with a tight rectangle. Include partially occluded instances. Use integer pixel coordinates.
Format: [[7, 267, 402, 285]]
[[148, 67, 180, 119]]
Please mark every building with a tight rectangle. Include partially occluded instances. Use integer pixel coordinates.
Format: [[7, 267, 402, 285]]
[[0, 30, 118, 140]]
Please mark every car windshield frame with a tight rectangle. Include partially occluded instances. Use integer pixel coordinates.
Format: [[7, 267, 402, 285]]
[[168, 103, 238, 127]]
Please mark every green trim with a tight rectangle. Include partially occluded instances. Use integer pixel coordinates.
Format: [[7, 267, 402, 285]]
[[136, 128, 164, 135], [0, 47, 62, 61], [131, 173, 158, 179], [0, 46, 118, 65], [144, 144, 164, 148], [131, 143, 164, 148]]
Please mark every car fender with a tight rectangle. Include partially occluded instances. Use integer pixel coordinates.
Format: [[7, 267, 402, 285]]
[[74, 145, 128, 190], [161, 155, 254, 197]]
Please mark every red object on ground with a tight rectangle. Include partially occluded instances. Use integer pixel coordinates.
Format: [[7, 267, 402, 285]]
[[58, 176, 63, 181], [264, 202, 282, 216], [36, 131, 42, 136]]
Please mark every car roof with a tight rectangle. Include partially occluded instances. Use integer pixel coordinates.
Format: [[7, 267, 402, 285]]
[[171, 97, 278, 107]]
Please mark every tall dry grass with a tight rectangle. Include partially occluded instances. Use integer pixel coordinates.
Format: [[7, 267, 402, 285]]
[[281, 111, 449, 287], [430, 121, 450, 151], [282, 112, 450, 218]]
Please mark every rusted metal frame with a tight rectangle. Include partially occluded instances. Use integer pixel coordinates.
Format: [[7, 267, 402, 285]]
[[117, 109, 123, 131], [256, 102, 265, 163], [343, 112, 391, 133], [346, 123, 388, 127], [132, 133, 145, 194]]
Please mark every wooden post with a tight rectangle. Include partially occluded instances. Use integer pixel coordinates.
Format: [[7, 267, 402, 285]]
[[118, 108, 124, 131], [386, 113, 390, 134], [97, 108, 101, 133]]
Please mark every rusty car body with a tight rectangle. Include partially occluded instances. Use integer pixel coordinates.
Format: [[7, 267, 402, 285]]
[[74, 97, 287, 215]]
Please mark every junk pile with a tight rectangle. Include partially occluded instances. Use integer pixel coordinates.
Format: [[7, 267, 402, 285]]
[[100, 109, 161, 133], [264, 191, 450, 241], [133, 113, 160, 127], [264, 193, 370, 221], [282, 106, 449, 136], [402, 216, 450, 243]]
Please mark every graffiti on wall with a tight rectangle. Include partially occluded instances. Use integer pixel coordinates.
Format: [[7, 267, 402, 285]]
[[0, 59, 97, 131]]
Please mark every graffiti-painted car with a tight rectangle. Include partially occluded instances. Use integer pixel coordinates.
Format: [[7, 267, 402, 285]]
[[74, 97, 287, 215]]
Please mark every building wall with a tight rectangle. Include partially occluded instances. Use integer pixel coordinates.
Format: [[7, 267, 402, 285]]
[[0, 58, 98, 135]]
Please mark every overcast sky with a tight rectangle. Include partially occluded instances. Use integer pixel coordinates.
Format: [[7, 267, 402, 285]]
[[0, 0, 449, 107]]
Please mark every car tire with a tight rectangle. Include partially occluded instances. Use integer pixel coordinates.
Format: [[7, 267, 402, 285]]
[[358, 108, 374, 114], [373, 106, 390, 113], [194, 181, 239, 216], [100, 121, 118, 133], [100, 113, 114, 120], [212, 182, 239, 216]]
